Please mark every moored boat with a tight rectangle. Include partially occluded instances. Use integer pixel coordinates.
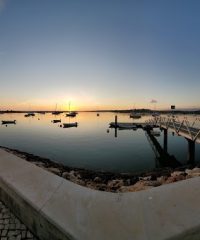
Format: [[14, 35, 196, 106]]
[[52, 111, 62, 115], [152, 113, 160, 117], [2, 120, 16, 125], [66, 111, 77, 117], [130, 112, 141, 119], [52, 119, 61, 123], [25, 113, 35, 117], [52, 104, 62, 115], [63, 122, 78, 128], [66, 102, 78, 117]]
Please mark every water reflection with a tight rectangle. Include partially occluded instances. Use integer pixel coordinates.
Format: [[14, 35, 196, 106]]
[[0, 112, 199, 173]]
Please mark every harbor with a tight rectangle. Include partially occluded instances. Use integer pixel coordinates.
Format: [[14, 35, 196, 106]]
[[110, 114, 200, 163], [0, 112, 200, 174], [1, 0, 200, 239]]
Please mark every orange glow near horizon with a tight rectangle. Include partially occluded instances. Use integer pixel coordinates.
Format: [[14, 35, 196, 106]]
[[0, 95, 199, 111], [0, 102, 198, 111]]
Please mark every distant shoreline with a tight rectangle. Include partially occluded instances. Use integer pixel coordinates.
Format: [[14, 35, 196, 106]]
[[0, 109, 200, 114]]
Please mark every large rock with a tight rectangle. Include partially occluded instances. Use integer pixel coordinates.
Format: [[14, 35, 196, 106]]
[[144, 180, 161, 187], [94, 177, 102, 183], [69, 171, 78, 181], [185, 168, 200, 178], [165, 176, 177, 184], [185, 168, 200, 175], [130, 181, 152, 192], [31, 161, 46, 169], [157, 176, 168, 184], [47, 167, 61, 176], [188, 172, 200, 178], [119, 181, 153, 192], [62, 171, 70, 179], [139, 176, 151, 181], [108, 179, 124, 189], [191, 167, 200, 173], [171, 171, 185, 177], [185, 169, 192, 175]]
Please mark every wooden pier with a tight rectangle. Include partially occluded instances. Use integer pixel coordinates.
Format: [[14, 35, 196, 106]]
[[145, 130, 181, 168], [109, 117, 157, 130], [110, 115, 200, 162], [148, 117, 200, 162]]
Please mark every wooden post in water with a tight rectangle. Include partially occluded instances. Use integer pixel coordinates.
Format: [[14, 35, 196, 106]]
[[115, 115, 118, 138], [163, 129, 168, 152], [187, 139, 195, 163], [115, 115, 118, 127]]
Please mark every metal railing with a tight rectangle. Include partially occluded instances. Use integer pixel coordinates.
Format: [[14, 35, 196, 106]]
[[146, 116, 200, 143]]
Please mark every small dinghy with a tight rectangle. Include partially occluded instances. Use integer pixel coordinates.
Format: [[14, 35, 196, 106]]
[[25, 113, 35, 117], [63, 122, 78, 128], [130, 113, 141, 119], [52, 120, 61, 123], [52, 111, 62, 115], [2, 120, 16, 125]]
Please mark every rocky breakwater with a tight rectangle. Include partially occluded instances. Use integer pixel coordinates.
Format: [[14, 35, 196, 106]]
[[2, 147, 200, 193]]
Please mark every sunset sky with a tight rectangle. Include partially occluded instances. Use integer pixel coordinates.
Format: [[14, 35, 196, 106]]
[[0, 0, 200, 111]]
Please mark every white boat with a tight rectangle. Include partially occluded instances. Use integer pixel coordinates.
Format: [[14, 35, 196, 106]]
[[130, 112, 141, 119], [63, 122, 78, 128]]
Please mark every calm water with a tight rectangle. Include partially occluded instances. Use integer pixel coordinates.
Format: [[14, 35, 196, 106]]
[[0, 112, 200, 173]]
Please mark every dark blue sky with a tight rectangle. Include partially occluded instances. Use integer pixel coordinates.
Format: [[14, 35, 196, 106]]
[[0, 0, 200, 110]]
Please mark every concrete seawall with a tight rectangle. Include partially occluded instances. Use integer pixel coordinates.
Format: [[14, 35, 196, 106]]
[[0, 149, 200, 240]]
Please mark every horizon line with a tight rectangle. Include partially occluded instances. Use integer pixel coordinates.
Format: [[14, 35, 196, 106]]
[[0, 107, 200, 113]]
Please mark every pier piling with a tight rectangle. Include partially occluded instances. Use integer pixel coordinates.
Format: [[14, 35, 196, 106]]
[[187, 139, 195, 163], [163, 129, 168, 152]]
